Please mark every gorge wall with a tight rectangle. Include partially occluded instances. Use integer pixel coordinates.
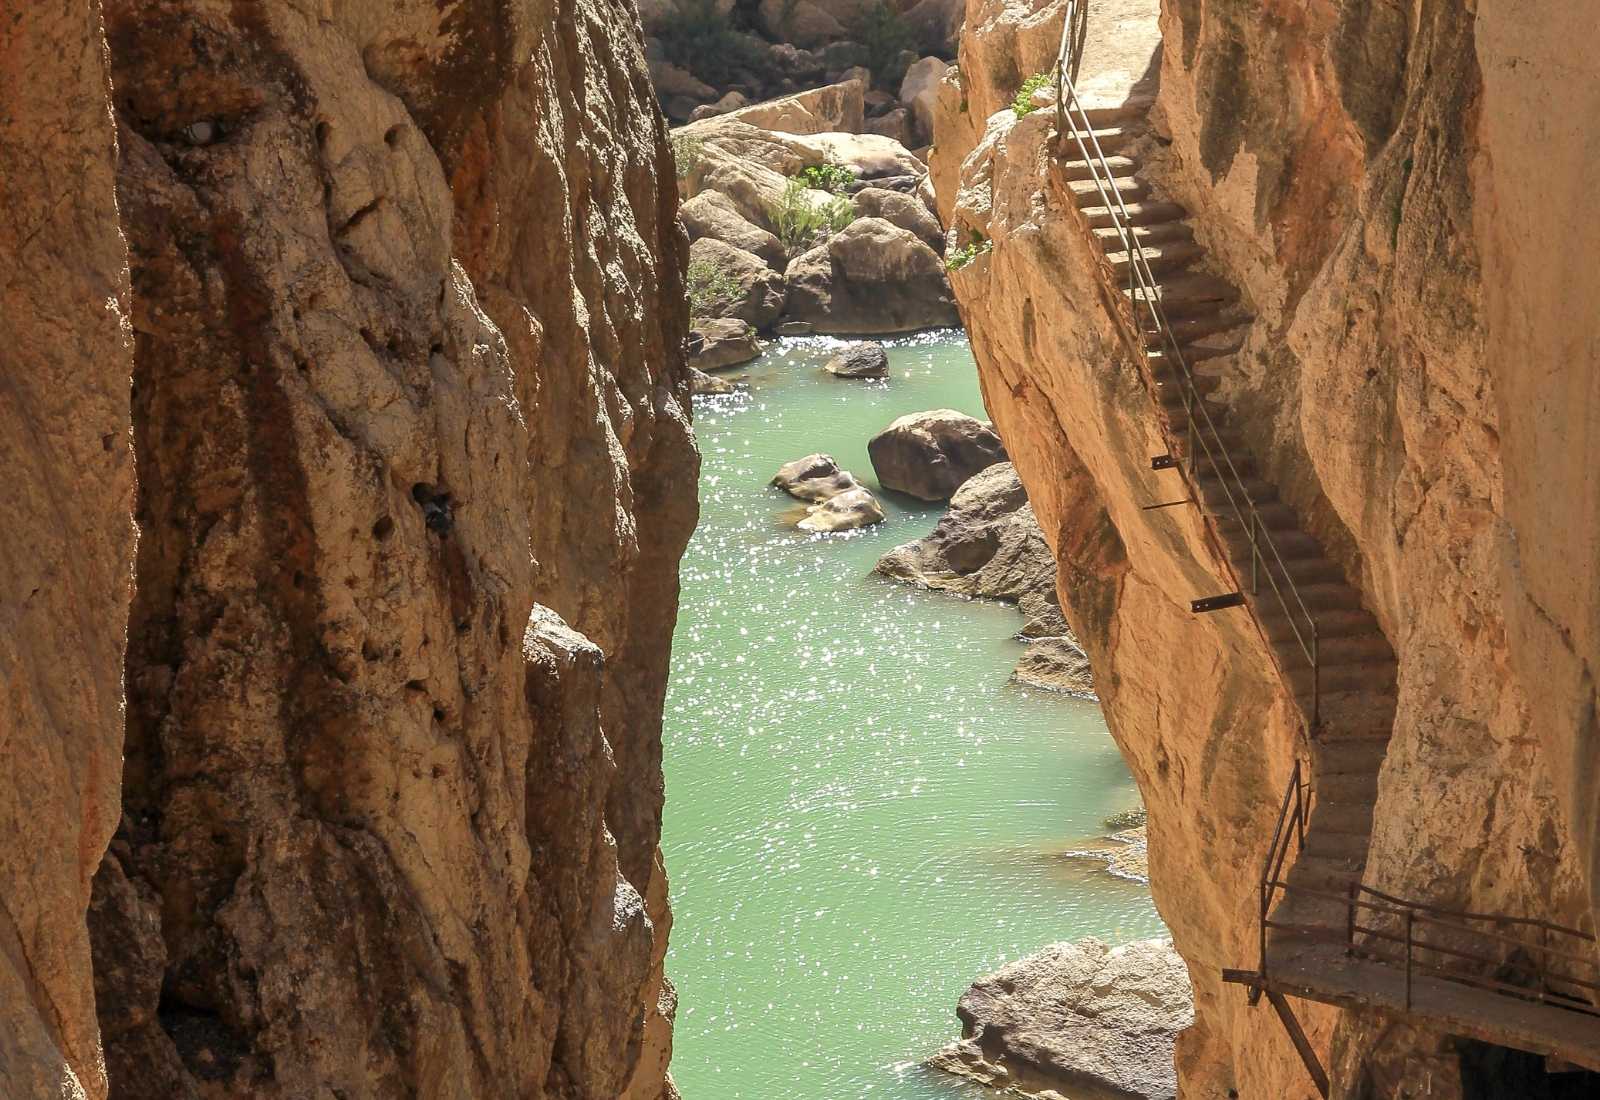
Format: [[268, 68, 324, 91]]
[[2, 2, 695, 1098], [933, 0, 1600, 1096]]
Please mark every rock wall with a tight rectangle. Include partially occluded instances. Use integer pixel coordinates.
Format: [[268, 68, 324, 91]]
[[3, 2, 695, 1098], [0, 3, 135, 1097], [935, 0, 1600, 1096]]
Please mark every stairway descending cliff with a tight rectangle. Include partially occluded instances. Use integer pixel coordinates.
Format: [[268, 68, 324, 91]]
[[1051, 92, 1401, 943], [1048, 73, 1600, 1085]]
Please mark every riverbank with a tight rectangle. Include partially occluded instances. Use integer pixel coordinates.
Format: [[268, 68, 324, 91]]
[[662, 333, 1163, 1099]]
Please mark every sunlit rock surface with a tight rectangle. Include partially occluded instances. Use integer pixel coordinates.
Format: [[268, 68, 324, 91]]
[[4, 1, 696, 1098], [934, 0, 1600, 1095]]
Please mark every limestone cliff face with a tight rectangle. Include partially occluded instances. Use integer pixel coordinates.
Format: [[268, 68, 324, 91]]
[[935, 0, 1600, 1095], [4, 2, 694, 1098], [0, 4, 135, 1097]]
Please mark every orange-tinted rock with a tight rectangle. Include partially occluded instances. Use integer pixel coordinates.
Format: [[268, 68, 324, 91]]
[[0, 4, 134, 1098]]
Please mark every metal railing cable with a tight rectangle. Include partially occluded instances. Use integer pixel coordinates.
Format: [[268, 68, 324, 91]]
[[1051, 4, 1323, 726]]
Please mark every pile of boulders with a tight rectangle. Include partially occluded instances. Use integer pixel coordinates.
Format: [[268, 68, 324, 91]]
[[678, 78, 959, 367], [641, 0, 959, 130], [771, 453, 886, 532]]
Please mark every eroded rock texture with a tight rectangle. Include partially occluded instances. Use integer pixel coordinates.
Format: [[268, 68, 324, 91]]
[[936, 0, 1600, 1096], [0, 4, 134, 1097], [62, 2, 695, 1098]]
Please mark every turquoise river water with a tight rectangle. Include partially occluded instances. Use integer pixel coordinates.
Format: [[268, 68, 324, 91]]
[[662, 332, 1165, 1099]]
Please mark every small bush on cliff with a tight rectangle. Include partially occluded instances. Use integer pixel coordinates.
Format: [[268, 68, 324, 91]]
[[848, 1, 916, 88], [658, 0, 760, 87], [687, 258, 743, 320], [945, 229, 992, 271], [793, 162, 856, 195], [767, 179, 856, 253], [669, 134, 705, 181], [1011, 69, 1055, 117]]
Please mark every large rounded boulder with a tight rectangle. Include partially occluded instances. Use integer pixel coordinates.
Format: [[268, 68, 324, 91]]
[[783, 218, 958, 334], [681, 190, 787, 268], [867, 409, 1007, 500], [771, 453, 861, 502]]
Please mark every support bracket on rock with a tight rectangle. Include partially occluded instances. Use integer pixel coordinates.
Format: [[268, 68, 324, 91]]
[[1141, 497, 1191, 511], [1222, 969, 1331, 1098], [1150, 453, 1176, 470], [1191, 592, 1246, 613]]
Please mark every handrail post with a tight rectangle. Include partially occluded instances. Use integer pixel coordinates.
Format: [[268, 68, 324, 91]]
[[1311, 626, 1320, 730], [1404, 908, 1415, 1011], [1346, 882, 1356, 956], [1250, 509, 1259, 596]]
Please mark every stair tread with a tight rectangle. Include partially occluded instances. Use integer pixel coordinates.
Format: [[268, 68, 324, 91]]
[[1080, 200, 1186, 229]]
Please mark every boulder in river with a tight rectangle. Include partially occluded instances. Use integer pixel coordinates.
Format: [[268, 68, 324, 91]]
[[783, 218, 959, 334], [824, 342, 889, 378], [876, 462, 1092, 693], [867, 408, 1006, 501], [690, 368, 738, 395], [927, 938, 1193, 1100], [687, 318, 761, 372], [798, 486, 885, 532], [771, 453, 862, 502]]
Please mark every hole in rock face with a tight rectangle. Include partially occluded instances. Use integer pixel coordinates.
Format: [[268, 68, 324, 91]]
[[410, 483, 453, 536], [361, 640, 382, 662], [404, 679, 426, 694], [1457, 1040, 1600, 1100], [384, 124, 404, 147], [181, 119, 221, 146], [315, 120, 331, 150], [371, 515, 394, 540]]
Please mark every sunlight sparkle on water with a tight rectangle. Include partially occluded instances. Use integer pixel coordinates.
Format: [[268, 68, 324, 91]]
[[663, 332, 1163, 1100]]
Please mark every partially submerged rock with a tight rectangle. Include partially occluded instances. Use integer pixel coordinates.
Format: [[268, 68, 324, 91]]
[[772, 454, 883, 533], [1062, 826, 1150, 884], [690, 368, 738, 395], [784, 218, 959, 334], [867, 409, 1006, 500], [876, 463, 1090, 692], [771, 453, 862, 502], [824, 341, 889, 378], [687, 319, 762, 372], [798, 486, 885, 532], [928, 938, 1193, 1100]]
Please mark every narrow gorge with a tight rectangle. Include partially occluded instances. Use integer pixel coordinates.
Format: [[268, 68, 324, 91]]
[[3, 0, 1599, 1098]]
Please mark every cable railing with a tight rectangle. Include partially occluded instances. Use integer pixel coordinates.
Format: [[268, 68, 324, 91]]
[[1050, 6, 1323, 726], [1253, 769, 1600, 1019]]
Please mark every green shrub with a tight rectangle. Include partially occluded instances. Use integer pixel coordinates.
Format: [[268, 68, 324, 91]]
[[686, 258, 743, 320], [669, 134, 705, 181], [1011, 69, 1055, 117], [658, 0, 761, 87], [793, 162, 857, 195], [1102, 808, 1147, 831], [767, 178, 856, 254], [847, 0, 915, 88], [945, 229, 992, 271], [822, 194, 856, 234]]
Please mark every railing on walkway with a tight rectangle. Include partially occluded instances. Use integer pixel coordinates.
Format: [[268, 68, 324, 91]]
[[1257, 758, 1310, 978], [1254, 768, 1600, 1019], [1343, 885, 1600, 1018], [1050, 6, 1322, 725]]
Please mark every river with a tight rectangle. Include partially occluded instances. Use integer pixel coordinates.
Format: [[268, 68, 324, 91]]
[[662, 331, 1165, 1099]]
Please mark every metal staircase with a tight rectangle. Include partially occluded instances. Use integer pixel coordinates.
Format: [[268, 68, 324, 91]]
[[1046, 5, 1600, 1093]]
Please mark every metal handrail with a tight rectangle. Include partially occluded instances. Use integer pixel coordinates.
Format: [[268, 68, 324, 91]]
[[1051, 7, 1322, 726], [1257, 759, 1310, 979], [1255, 769, 1600, 1020]]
